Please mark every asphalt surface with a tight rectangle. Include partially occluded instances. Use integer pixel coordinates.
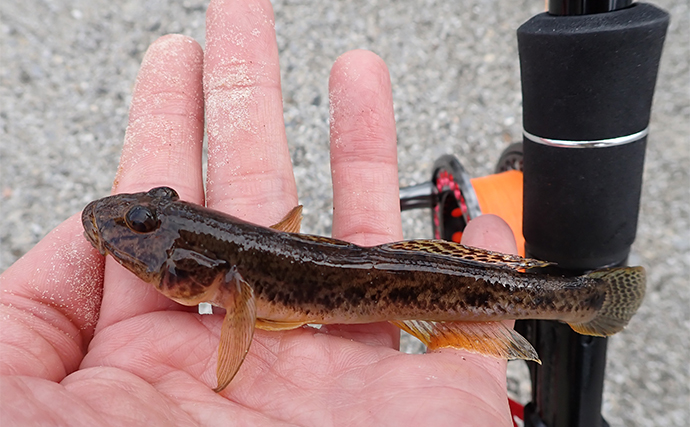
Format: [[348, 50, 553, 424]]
[[1, 1, 688, 425]]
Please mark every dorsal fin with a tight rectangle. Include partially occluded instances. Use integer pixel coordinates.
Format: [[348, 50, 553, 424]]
[[270, 205, 303, 233], [380, 240, 552, 270]]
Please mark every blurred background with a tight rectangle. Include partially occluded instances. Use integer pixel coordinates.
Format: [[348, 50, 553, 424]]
[[1, 1, 688, 425]]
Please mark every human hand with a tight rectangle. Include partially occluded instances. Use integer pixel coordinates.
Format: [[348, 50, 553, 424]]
[[1, 0, 517, 425]]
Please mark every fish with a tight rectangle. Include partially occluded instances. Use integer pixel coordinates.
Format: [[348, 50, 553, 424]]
[[81, 186, 646, 392]]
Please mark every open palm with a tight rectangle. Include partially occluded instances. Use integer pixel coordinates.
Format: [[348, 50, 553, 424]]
[[1, 1, 517, 425]]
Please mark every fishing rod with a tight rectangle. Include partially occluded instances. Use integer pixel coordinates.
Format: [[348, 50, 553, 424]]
[[518, 1, 668, 425], [400, 1, 669, 425]]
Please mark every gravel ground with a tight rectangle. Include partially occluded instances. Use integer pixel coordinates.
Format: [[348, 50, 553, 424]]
[[1, 0, 688, 425]]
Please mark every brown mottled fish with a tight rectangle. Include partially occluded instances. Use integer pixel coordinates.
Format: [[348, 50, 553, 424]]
[[82, 187, 645, 392]]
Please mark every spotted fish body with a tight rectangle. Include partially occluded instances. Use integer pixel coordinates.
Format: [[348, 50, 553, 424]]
[[82, 187, 645, 392], [246, 237, 602, 325]]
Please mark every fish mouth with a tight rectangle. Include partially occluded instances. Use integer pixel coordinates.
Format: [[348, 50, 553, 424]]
[[82, 201, 106, 256]]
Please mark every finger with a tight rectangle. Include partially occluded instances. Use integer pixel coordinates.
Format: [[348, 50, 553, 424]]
[[329, 50, 402, 245], [0, 214, 103, 380], [113, 35, 205, 202], [326, 50, 401, 347], [97, 35, 205, 330], [204, 0, 297, 222], [461, 214, 519, 255]]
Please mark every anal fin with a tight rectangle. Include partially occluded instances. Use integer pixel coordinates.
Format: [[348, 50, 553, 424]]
[[214, 270, 257, 393], [392, 320, 540, 363]]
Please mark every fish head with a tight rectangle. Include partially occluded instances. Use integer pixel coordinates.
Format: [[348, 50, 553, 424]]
[[82, 187, 181, 285]]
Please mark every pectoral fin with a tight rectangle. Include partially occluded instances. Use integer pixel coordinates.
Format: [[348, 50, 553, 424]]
[[214, 270, 257, 393], [270, 206, 303, 233], [392, 320, 540, 363]]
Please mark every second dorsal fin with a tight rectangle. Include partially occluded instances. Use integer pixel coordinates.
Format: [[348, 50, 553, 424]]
[[381, 240, 552, 270]]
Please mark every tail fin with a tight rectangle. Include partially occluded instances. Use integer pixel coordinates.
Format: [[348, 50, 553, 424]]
[[568, 266, 646, 336]]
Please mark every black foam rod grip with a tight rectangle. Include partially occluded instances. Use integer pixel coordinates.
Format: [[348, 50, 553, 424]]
[[518, 3, 669, 269]]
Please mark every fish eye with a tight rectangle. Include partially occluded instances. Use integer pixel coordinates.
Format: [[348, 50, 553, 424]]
[[147, 186, 179, 201], [124, 205, 160, 233]]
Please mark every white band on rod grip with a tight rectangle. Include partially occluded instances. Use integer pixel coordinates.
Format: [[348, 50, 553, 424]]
[[523, 127, 649, 148]]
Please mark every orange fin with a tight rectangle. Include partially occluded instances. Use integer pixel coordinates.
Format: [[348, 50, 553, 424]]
[[214, 271, 257, 393], [270, 206, 303, 233], [381, 240, 552, 270], [255, 318, 308, 331], [392, 320, 540, 363]]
